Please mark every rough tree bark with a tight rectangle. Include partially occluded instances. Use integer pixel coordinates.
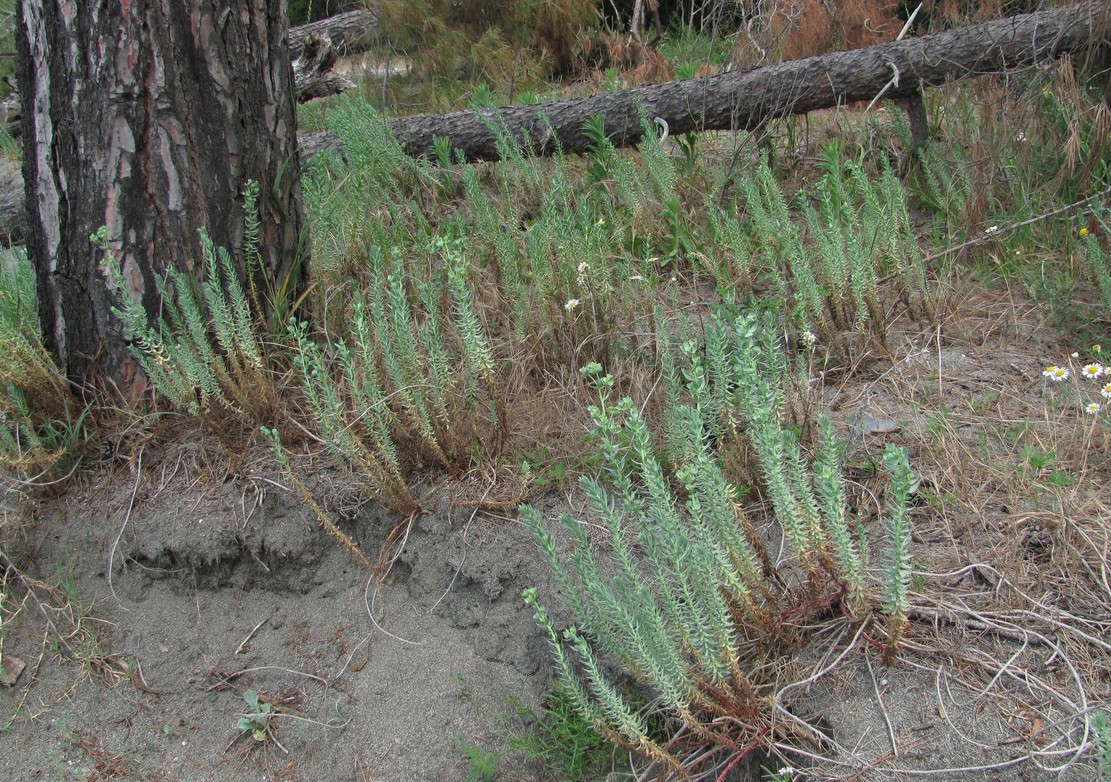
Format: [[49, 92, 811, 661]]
[[318, 0, 1106, 162], [0, 11, 356, 247], [17, 0, 305, 392]]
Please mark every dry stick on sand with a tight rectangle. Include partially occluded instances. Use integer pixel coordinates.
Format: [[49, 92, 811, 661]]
[[898, 561, 1103, 774], [204, 665, 329, 692], [887, 604, 1094, 775], [233, 609, 278, 656], [107, 449, 143, 608]]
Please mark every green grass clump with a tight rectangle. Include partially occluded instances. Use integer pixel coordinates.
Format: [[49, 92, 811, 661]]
[[522, 304, 920, 778], [656, 23, 734, 71], [1080, 217, 1111, 319], [0, 125, 18, 161], [0, 250, 85, 481], [1093, 711, 1111, 780], [504, 682, 613, 781], [742, 151, 933, 354], [286, 236, 504, 513]]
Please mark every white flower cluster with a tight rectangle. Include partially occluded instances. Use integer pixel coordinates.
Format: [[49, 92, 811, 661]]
[[1042, 365, 1069, 382], [1043, 350, 1110, 415]]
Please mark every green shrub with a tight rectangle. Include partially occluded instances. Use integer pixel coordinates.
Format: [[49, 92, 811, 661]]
[[522, 306, 920, 776]]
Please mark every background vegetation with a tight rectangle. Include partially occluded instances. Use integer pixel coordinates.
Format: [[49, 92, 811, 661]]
[[0, 0, 14, 90]]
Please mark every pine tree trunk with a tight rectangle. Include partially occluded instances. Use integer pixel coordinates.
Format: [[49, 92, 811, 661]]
[[16, 0, 305, 393]]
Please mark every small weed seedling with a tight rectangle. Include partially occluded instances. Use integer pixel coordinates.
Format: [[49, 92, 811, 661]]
[[237, 689, 274, 744], [455, 734, 499, 782], [453, 672, 472, 699], [1017, 445, 1075, 490], [233, 688, 349, 756]]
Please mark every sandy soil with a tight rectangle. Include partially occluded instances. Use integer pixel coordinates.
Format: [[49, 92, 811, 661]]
[[1, 290, 1109, 782], [1, 465, 562, 782]]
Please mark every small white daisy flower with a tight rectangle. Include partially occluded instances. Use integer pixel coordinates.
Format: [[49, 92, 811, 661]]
[[629, 273, 644, 282], [801, 330, 817, 348], [564, 298, 580, 312], [596, 217, 605, 227], [1086, 402, 1101, 415], [1043, 365, 1069, 382], [984, 225, 999, 234], [1072, 352, 1080, 358], [1101, 382, 1111, 399], [1081, 363, 1104, 380]]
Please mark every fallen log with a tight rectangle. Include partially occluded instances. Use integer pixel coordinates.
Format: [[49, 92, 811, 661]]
[[311, 0, 1108, 163], [299, 131, 347, 163], [289, 9, 378, 60], [293, 33, 356, 103]]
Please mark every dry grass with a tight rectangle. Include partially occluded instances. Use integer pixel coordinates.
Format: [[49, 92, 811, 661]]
[[0, 512, 135, 732], [579, 32, 676, 85]]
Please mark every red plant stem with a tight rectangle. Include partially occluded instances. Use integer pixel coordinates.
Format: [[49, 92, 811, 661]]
[[715, 727, 770, 782]]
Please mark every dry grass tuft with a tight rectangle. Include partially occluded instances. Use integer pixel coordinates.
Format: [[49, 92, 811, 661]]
[[0, 510, 133, 732]]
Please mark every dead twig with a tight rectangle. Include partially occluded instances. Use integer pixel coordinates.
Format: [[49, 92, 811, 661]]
[[234, 608, 278, 656]]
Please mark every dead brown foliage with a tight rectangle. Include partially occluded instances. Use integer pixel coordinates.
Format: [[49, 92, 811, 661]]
[[579, 32, 675, 84], [920, 0, 1043, 25], [767, 0, 904, 61]]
